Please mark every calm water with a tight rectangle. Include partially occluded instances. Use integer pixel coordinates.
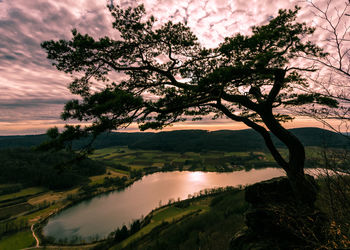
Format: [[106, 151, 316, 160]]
[[43, 168, 286, 243]]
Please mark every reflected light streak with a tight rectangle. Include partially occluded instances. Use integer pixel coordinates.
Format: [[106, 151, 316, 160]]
[[187, 171, 206, 183]]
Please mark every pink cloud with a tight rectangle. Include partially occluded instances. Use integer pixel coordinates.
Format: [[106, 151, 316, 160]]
[[0, 0, 345, 134]]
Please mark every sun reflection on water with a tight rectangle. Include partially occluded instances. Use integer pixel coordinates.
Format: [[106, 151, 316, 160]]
[[188, 171, 206, 182]]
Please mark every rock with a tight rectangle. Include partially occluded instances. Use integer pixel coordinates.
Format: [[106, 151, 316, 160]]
[[229, 175, 328, 250], [229, 228, 281, 250], [245, 175, 318, 208], [245, 176, 295, 206]]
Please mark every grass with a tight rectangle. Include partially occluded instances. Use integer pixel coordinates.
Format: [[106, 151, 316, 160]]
[[0, 202, 33, 218], [154, 204, 209, 222], [89, 168, 127, 186], [90, 146, 287, 172], [0, 187, 46, 202], [27, 191, 63, 206], [0, 230, 35, 250], [108, 189, 248, 250], [112, 198, 211, 249], [90, 146, 327, 181]]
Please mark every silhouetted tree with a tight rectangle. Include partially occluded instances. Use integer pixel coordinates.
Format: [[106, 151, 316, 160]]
[[41, 5, 337, 204], [300, 1, 350, 237], [114, 225, 129, 242], [298, 0, 350, 135]]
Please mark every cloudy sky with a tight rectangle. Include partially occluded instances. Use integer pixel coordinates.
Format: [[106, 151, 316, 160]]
[[0, 0, 346, 135]]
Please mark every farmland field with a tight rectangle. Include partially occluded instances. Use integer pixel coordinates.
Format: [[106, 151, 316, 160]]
[[90, 146, 285, 172], [0, 230, 35, 250]]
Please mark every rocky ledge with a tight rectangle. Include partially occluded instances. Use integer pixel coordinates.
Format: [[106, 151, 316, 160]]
[[230, 176, 329, 250]]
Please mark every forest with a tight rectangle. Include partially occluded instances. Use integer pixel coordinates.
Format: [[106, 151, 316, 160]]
[[0, 148, 105, 189], [0, 127, 348, 152]]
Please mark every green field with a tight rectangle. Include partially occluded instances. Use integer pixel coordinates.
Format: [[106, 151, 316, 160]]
[[109, 189, 248, 250], [0, 202, 33, 219], [114, 199, 211, 249], [91, 146, 284, 172], [0, 230, 35, 250], [0, 187, 46, 203]]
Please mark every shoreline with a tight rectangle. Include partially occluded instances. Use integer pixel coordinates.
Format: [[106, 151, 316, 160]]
[[35, 167, 284, 246], [24, 166, 324, 248]]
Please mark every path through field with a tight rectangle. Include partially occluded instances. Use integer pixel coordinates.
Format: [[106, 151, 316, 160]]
[[31, 224, 39, 247]]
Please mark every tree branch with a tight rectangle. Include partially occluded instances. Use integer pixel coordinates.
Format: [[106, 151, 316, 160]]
[[212, 103, 289, 169], [221, 92, 260, 111], [266, 69, 286, 105]]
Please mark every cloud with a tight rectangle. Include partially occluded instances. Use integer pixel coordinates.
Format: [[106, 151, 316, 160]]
[[0, 0, 344, 134], [137, 0, 298, 47], [0, 98, 68, 108]]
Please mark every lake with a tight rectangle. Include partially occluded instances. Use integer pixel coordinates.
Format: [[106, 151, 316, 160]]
[[43, 168, 286, 243]]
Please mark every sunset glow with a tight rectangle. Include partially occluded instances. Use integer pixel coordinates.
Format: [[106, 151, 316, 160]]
[[0, 0, 345, 135]]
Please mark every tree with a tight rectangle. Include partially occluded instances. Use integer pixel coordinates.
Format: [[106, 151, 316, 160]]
[[298, 0, 350, 135], [300, 0, 350, 232], [41, 5, 337, 204]]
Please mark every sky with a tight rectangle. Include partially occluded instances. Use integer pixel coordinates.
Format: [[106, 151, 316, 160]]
[[0, 0, 346, 135]]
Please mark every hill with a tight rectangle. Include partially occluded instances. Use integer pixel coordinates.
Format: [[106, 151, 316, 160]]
[[0, 127, 348, 152]]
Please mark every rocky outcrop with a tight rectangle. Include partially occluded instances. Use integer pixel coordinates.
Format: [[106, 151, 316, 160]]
[[230, 176, 329, 250]]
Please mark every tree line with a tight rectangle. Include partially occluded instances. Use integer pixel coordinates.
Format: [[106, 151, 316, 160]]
[[0, 148, 105, 189]]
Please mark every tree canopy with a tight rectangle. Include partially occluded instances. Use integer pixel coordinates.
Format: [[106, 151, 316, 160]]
[[41, 5, 337, 203]]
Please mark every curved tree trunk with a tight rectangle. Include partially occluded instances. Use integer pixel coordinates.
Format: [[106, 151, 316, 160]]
[[261, 110, 318, 205]]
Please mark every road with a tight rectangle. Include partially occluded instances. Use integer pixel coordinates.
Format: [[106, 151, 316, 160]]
[[31, 224, 40, 247]]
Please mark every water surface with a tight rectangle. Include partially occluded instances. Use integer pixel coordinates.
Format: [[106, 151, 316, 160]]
[[43, 168, 285, 243]]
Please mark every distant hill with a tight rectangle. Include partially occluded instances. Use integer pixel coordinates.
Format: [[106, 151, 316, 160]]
[[0, 134, 48, 148], [0, 127, 348, 152]]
